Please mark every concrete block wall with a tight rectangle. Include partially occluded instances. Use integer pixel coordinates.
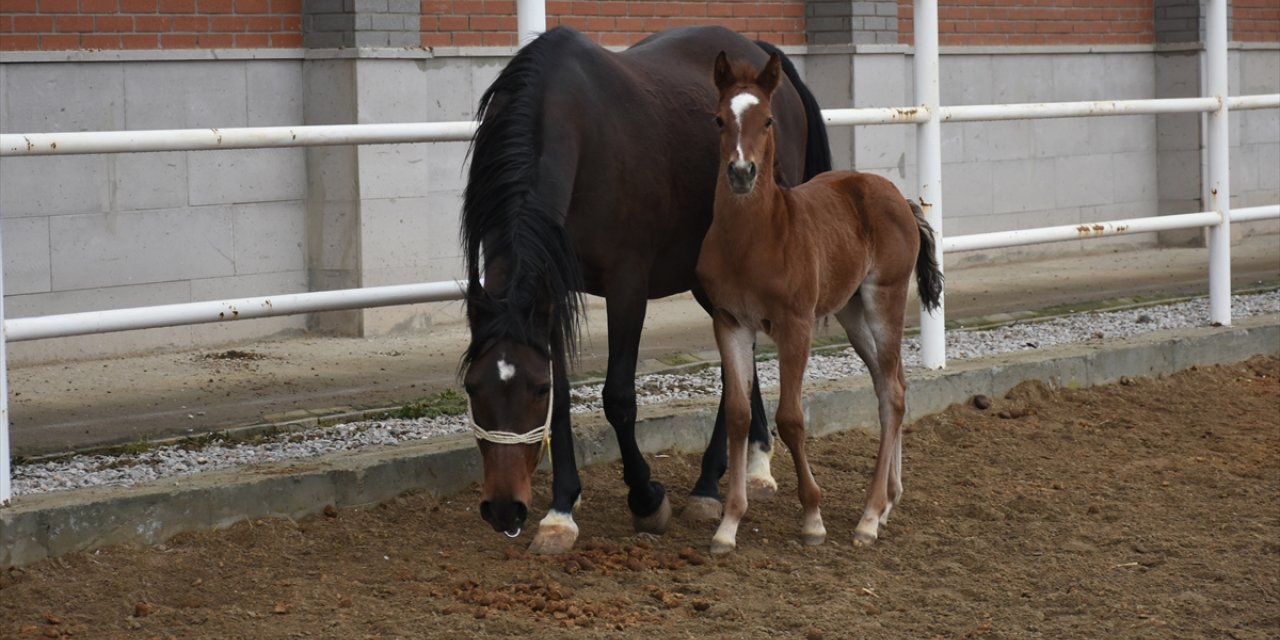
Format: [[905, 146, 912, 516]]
[[0, 56, 310, 362]]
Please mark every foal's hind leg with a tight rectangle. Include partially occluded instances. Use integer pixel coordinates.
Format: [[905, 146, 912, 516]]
[[835, 284, 908, 546]]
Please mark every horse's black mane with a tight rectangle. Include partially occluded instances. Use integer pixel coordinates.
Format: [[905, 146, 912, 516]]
[[461, 27, 585, 367]]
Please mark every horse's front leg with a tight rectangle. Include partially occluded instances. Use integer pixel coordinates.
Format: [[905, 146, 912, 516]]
[[529, 344, 583, 554], [601, 288, 672, 535], [710, 313, 756, 554]]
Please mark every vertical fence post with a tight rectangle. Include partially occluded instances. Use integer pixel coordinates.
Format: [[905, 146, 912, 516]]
[[516, 0, 546, 46], [1205, 0, 1232, 325], [915, 0, 946, 369], [1, 225, 10, 506]]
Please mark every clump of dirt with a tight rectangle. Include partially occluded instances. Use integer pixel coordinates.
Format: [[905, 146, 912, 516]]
[[2, 356, 1277, 639], [198, 349, 269, 362]]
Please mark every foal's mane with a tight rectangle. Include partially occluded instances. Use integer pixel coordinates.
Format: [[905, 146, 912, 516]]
[[461, 27, 585, 366]]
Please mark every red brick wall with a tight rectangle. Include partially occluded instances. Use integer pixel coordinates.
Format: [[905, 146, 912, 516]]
[[2, 1, 1277, 52], [1234, 0, 1280, 43], [898, 0, 1155, 46], [0, 0, 302, 51], [420, 1, 807, 49]]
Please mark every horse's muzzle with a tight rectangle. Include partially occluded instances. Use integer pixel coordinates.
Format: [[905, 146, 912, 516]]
[[479, 498, 528, 535], [727, 161, 757, 195]]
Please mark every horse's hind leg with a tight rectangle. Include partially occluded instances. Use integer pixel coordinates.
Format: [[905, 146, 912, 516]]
[[835, 283, 908, 546], [688, 289, 775, 521], [600, 287, 671, 536]]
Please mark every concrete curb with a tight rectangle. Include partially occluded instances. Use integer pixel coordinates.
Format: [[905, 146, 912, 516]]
[[3, 315, 1277, 567]]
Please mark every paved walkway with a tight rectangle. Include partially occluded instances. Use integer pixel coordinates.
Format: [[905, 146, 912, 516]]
[[7, 235, 1279, 457]]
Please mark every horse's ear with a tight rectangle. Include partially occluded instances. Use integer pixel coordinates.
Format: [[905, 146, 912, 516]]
[[713, 51, 735, 92], [756, 52, 783, 96]]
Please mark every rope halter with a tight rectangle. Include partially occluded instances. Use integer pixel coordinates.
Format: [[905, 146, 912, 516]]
[[468, 364, 553, 462]]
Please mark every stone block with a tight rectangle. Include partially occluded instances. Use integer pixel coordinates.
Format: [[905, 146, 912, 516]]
[[49, 207, 235, 290], [1054, 154, 1116, 208], [123, 61, 247, 129], [1, 216, 51, 295], [187, 148, 306, 206]]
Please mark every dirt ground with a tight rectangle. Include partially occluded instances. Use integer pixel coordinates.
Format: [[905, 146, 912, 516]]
[[2, 356, 1277, 639]]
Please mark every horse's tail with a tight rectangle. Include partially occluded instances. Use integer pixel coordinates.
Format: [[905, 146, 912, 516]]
[[909, 200, 945, 313], [753, 40, 832, 181]]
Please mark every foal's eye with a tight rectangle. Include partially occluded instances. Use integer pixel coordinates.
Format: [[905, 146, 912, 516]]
[[714, 115, 724, 128], [535, 384, 552, 398], [765, 117, 774, 128]]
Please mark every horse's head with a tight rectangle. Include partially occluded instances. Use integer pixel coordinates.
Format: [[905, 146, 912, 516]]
[[462, 291, 556, 538], [712, 50, 784, 196]]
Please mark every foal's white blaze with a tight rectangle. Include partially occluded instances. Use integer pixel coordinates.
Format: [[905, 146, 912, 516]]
[[729, 92, 760, 165], [497, 358, 517, 382]]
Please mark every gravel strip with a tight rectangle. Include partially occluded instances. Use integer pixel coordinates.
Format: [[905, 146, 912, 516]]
[[13, 291, 1279, 496]]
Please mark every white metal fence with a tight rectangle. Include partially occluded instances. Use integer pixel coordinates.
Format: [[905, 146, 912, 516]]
[[1, 0, 1277, 505]]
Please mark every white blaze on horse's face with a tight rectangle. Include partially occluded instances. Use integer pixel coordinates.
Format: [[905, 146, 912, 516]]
[[729, 92, 760, 168], [497, 358, 517, 383]]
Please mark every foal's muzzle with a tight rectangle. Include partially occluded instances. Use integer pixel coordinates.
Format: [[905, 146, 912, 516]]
[[727, 161, 757, 195], [480, 498, 528, 536]]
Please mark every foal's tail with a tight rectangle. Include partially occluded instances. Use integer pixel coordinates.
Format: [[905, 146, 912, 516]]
[[753, 40, 832, 181], [909, 200, 945, 313]]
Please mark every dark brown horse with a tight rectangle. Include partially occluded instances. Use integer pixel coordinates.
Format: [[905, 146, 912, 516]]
[[460, 27, 830, 554], [696, 52, 943, 554]]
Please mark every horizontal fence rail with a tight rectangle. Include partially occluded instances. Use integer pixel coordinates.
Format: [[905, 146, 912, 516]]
[[3, 281, 468, 343], [0, 122, 478, 157], [6, 95, 1276, 157]]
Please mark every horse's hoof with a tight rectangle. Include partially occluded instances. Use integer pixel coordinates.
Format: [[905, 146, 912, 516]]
[[528, 513, 579, 555], [632, 493, 672, 535], [852, 530, 878, 547], [709, 537, 736, 555], [682, 496, 724, 522], [747, 475, 778, 501]]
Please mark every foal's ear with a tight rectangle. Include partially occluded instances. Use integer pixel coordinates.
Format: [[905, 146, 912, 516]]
[[713, 51, 735, 92], [756, 52, 783, 96]]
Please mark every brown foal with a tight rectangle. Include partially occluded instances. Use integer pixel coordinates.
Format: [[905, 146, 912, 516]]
[[696, 51, 944, 554]]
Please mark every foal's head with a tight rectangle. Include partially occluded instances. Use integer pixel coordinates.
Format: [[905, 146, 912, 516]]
[[712, 50, 784, 196]]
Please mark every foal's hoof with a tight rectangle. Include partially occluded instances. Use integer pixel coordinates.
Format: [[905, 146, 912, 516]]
[[682, 496, 724, 522], [528, 513, 579, 555], [852, 530, 878, 547], [747, 475, 778, 501], [709, 537, 736, 556], [801, 532, 826, 547], [632, 494, 672, 535]]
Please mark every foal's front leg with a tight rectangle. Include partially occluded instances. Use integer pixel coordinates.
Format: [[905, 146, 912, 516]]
[[710, 313, 756, 555], [771, 320, 825, 546]]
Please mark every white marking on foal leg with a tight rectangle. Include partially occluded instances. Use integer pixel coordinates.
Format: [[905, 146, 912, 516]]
[[497, 358, 517, 382], [729, 92, 760, 164], [746, 440, 778, 501]]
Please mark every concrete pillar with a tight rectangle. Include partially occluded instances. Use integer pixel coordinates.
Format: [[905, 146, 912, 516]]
[[806, 1, 899, 46], [1154, 0, 1204, 246], [299, 1, 423, 334]]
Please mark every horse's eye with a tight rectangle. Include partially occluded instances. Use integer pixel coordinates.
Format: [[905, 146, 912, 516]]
[[765, 117, 774, 128], [535, 384, 552, 398], [714, 115, 724, 128]]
